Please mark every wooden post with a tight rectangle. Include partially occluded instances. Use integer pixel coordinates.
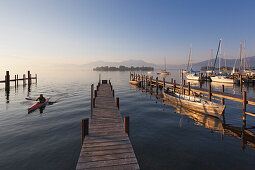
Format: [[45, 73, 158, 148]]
[[23, 74, 26, 85], [17, 74, 19, 86], [35, 74, 37, 83], [163, 78, 165, 89], [199, 73, 202, 81], [112, 90, 114, 97], [240, 74, 242, 92], [173, 80, 176, 92], [124, 116, 130, 136], [156, 77, 158, 94], [145, 76, 148, 91], [188, 82, 190, 95], [183, 80, 186, 95], [15, 75, 17, 87], [222, 85, 225, 104], [28, 71, 31, 85], [94, 90, 97, 98], [82, 118, 89, 144], [150, 77, 152, 92], [116, 97, 119, 109], [171, 78, 173, 84], [181, 70, 184, 85], [91, 84, 94, 112], [5, 71, 10, 91], [99, 73, 101, 84], [208, 84, 212, 101], [243, 91, 247, 121], [130, 72, 131, 80], [93, 98, 95, 108]]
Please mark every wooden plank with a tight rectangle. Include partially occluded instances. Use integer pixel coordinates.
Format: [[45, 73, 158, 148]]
[[76, 83, 139, 169], [246, 112, 255, 117]]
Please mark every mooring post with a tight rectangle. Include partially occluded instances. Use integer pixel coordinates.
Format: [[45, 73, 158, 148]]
[[23, 74, 26, 85], [156, 77, 158, 94], [93, 98, 95, 108], [243, 91, 247, 122], [222, 85, 225, 104], [17, 74, 19, 86], [188, 82, 190, 95], [99, 73, 101, 84], [15, 75, 17, 87], [116, 97, 119, 109], [82, 118, 89, 144], [94, 90, 97, 98], [163, 78, 165, 89], [150, 77, 152, 92], [171, 78, 173, 84], [5, 71, 10, 91], [199, 73, 202, 81], [173, 80, 176, 92], [181, 70, 184, 85], [124, 116, 130, 136], [112, 89, 114, 97], [183, 80, 186, 94], [91, 84, 94, 112], [35, 74, 37, 83], [28, 71, 31, 85], [209, 84, 212, 101], [240, 74, 242, 92]]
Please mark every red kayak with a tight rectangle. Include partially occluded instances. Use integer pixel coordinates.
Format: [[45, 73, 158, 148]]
[[28, 99, 49, 112]]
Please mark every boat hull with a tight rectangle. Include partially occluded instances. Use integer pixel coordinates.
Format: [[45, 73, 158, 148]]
[[186, 74, 200, 80], [28, 99, 49, 112], [211, 76, 236, 84], [163, 92, 225, 118], [129, 81, 140, 86]]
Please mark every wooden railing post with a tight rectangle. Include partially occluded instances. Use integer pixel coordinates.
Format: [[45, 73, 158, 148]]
[[112, 89, 114, 97], [94, 90, 97, 98], [28, 71, 31, 85], [17, 74, 19, 86], [124, 116, 130, 136], [82, 118, 89, 144], [208, 84, 212, 101], [116, 97, 119, 109], [173, 80, 176, 92], [35, 74, 37, 83], [243, 91, 247, 121]]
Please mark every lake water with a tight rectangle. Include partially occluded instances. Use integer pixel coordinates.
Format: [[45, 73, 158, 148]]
[[0, 69, 255, 170]]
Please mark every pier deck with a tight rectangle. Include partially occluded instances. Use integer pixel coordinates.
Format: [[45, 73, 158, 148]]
[[76, 83, 139, 170]]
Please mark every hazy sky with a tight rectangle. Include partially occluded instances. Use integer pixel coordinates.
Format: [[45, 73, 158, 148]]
[[0, 0, 255, 68]]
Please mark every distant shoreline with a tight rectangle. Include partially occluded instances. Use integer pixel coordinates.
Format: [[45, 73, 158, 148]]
[[93, 66, 154, 71]]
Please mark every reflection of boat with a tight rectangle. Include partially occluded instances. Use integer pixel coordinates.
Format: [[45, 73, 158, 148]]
[[163, 90, 225, 118], [129, 80, 140, 86], [163, 99, 255, 150], [163, 100, 224, 132]]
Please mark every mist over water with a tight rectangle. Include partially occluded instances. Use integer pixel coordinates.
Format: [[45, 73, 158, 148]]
[[0, 69, 255, 170]]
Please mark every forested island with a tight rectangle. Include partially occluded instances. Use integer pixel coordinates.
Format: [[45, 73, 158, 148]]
[[93, 65, 154, 71]]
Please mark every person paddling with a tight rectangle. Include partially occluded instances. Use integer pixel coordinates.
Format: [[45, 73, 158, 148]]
[[36, 94, 46, 103]]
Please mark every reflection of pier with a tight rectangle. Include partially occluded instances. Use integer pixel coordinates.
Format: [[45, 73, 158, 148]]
[[1, 71, 37, 103]]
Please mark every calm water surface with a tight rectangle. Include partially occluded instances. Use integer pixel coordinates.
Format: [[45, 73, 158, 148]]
[[0, 70, 255, 170]]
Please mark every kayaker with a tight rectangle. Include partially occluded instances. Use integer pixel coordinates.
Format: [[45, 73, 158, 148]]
[[36, 94, 46, 103]]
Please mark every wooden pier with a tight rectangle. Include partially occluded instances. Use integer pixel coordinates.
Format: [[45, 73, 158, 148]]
[[76, 80, 139, 170]]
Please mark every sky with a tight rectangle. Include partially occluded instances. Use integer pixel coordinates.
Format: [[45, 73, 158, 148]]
[[0, 0, 255, 70]]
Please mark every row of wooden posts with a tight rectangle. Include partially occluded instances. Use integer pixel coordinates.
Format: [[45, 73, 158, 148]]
[[81, 79, 130, 144], [1, 71, 37, 91], [130, 72, 255, 124]]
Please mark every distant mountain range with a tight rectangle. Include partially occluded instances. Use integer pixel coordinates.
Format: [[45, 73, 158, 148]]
[[56, 56, 255, 70]]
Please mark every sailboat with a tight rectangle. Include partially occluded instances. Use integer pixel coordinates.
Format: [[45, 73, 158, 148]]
[[185, 44, 201, 80], [183, 45, 192, 74], [242, 40, 255, 77], [157, 57, 170, 75], [210, 38, 237, 84]]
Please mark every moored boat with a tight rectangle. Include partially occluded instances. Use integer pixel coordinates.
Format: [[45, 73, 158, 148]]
[[163, 90, 225, 119], [129, 80, 141, 86]]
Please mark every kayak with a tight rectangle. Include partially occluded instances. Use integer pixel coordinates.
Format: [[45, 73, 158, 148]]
[[28, 98, 49, 112]]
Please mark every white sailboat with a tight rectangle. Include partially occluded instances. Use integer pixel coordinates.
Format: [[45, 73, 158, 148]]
[[185, 44, 201, 80], [157, 57, 170, 75], [210, 38, 237, 84]]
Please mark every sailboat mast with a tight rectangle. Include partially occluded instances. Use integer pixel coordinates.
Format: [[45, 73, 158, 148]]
[[224, 52, 226, 68], [190, 44, 192, 69], [164, 57, 166, 71], [210, 49, 213, 68], [219, 39, 222, 73], [244, 40, 246, 71], [239, 41, 242, 72]]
